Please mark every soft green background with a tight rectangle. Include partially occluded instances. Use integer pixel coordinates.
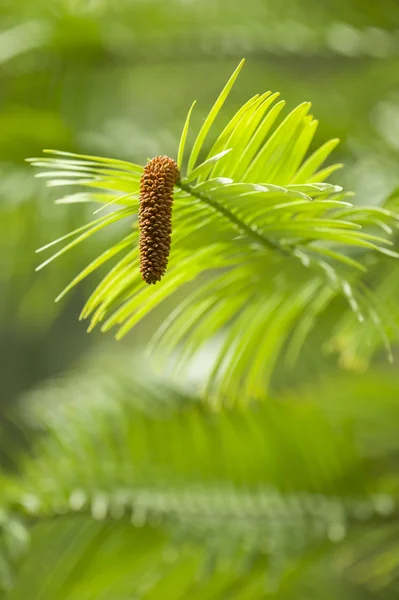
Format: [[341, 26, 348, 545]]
[[2, 4, 399, 598], [2, 0, 399, 404]]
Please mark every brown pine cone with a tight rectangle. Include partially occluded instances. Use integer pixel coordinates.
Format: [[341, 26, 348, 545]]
[[138, 156, 180, 284]]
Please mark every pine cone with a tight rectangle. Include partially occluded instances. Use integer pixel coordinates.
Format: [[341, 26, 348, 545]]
[[139, 156, 180, 284]]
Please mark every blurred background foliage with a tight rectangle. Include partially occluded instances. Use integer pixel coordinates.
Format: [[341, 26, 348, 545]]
[[2, 1, 399, 598]]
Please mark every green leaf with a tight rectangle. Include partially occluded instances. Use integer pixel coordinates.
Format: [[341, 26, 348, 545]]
[[35, 208, 134, 272], [196, 94, 262, 183], [225, 92, 282, 181], [187, 59, 245, 174], [55, 235, 135, 303], [27, 63, 399, 399], [185, 149, 233, 182], [291, 139, 340, 183], [243, 101, 312, 183], [41, 149, 143, 174], [177, 100, 196, 170]]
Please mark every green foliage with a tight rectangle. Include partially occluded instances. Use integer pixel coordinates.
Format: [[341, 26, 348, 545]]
[[28, 62, 399, 404], [1, 360, 399, 598], [2, 4, 399, 595]]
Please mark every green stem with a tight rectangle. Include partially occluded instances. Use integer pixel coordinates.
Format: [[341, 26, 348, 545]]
[[178, 181, 286, 255]]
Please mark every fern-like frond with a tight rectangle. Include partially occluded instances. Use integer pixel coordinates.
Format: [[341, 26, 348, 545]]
[[324, 218, 399, 372], [28, 61, 399, 403], [2, 366, 399, 597]]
